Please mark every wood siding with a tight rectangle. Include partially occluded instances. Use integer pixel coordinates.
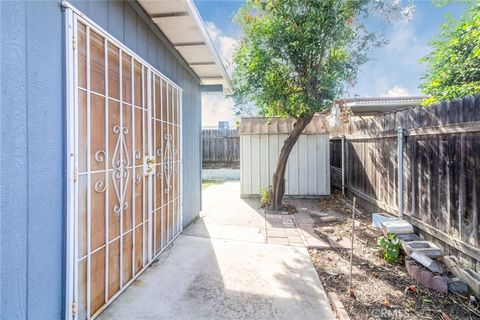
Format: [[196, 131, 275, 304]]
[[241, 133, 330, 196], [330, 94, 480, 269]]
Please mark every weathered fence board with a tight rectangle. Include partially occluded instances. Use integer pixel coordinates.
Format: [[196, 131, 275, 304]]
[[330, 94, 480, 270], [202, 129, 240, 168]]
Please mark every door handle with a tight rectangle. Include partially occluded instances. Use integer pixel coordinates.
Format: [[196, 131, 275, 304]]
[[144, 156, 156, 176]]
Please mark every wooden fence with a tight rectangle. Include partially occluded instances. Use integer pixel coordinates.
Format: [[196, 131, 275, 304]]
[[330, 94, 480, 269], [202, 129, 240, 168]]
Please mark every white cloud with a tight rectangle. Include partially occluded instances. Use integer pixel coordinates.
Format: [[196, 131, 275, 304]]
[[382, 85, 411, 97], [201, 94, 236, 128], [385, 20, 429, 66], [205, 21, 238, 72], [201, 22, 241, 128]]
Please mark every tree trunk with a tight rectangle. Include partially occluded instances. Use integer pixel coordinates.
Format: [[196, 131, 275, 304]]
[[271, 114, 313, 210]]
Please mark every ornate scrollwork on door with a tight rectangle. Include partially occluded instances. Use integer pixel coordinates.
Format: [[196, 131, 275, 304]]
[[111, 125, 130, 214], [163, 133, 174, 193]]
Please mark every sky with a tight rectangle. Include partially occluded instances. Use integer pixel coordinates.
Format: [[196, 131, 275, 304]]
[[194, 0, 466, 127]]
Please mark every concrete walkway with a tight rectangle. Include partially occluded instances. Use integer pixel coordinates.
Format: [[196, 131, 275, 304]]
[[99, 181, 334, 320]]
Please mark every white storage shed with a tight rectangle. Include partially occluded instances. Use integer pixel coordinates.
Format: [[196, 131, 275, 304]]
[[239, 116, 330, 197]]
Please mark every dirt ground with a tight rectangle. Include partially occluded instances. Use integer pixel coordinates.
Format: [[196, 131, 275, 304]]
[[307, 189, 480, 320]]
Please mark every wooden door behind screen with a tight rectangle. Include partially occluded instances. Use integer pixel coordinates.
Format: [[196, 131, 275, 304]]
[[151, 73, 182, 257], [74, 16, 182, 320]]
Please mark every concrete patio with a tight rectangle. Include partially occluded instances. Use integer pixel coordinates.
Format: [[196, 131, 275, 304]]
[[99, 181, 334, 320]]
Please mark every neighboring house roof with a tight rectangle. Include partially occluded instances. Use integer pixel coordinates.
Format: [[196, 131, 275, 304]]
[[138, 0, 231, 94], [239, 116, 329, 135], [343, 96, 427, 116]]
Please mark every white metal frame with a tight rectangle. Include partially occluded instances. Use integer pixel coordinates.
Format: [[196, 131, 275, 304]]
[[64, 2, 184, 319]]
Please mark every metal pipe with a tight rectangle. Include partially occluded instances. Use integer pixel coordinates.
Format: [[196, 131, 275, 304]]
[[341, 135, 346, 196], [397, 127, 405, 218]]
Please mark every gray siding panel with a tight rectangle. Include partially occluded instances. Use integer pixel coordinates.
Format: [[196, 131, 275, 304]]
[[26, 2, 65, 318], [1, 2, 29, 318], [0, 1, 201, 319]]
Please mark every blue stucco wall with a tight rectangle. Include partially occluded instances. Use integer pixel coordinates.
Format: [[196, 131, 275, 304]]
[[0, 1, 202, 318]]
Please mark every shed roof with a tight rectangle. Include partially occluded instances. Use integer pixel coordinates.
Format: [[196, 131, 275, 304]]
[[344, 96, 427, 116], [239, 116, 329, 135], [138, 0, 231, 94]]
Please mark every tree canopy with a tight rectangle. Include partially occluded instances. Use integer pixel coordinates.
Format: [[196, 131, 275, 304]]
[[420, 2, 480, 105], [232, 0, 390, 119], [231, 0, 407, 209]]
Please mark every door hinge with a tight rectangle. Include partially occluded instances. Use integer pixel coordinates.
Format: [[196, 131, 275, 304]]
[[73, 167, 78, 182], [72, 302, 77, 318], [72, 37, 77, 50]]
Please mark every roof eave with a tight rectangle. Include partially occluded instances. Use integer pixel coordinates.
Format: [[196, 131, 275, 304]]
[[184, 0, 232, 94]]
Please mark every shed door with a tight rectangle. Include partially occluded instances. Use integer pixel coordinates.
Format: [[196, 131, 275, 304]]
[[68, 13, 182, 320]]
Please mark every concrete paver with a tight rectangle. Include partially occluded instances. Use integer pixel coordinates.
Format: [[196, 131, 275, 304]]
[[99, 181, 334, 320]]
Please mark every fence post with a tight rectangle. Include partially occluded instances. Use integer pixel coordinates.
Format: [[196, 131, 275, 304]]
[[397, 127, 405, 218], [341, 135, 346, 196]]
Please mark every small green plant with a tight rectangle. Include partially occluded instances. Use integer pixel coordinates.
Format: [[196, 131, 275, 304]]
[[377, 233, 401, 263], [260, 186, 271, 208]]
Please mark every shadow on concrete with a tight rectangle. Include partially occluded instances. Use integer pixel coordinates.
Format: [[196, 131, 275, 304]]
[[98, 181, 333, 320]]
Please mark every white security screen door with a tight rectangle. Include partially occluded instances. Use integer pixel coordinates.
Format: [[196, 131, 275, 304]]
[[66, 8, 182, 320]]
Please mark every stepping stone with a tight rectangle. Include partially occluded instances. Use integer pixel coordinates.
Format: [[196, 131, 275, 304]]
[[410, 251, 443, 273], [402, 241, 442, 258], [287, 236, 303, 244], [328, 237, 351, 249], [372, 213, 396, 229], [266, 219, 284, 228], [309, 210, 329, 217], [267, 237, 290, 245], [397, 233, 422, 243], [285, 229, 300, 236], [298, 223, 315, 233], [266, 228, 287, 237], [304, 235, 330, 249], [381, 219, 414, 235], [447, 277, 469, 294], [318, 216, 343, 223], [295, 217, 314, 224]]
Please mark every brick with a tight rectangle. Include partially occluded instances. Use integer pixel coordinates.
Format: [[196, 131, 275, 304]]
[[266, 219, 284, 226], [406, 263, 420, 281], [328, 292, 350, 320], [298, 224, 315, 235], [267, 237, 290, 245], [285, 229, 300, 236], [266, 228, 287, 237], [418, 270, 433, 286], [287, 236, 303, 244], [429, 276, 448, 294], [295, 217, 314, 224]]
